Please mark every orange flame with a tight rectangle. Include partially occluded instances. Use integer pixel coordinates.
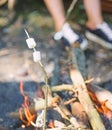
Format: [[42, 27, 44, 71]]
[[89, 91, 112, 119], [19, 81, 36, 127]]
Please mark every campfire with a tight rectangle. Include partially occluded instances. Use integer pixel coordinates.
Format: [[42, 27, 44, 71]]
[[17, 77, 112, 130], [8, 31, 112, 130]]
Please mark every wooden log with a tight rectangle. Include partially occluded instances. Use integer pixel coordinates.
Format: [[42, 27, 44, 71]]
[[70, 69, 106, 130], [51, 84, 73, 92], [87, 83, 112, 111], [71, 101, 91, 129], [69, 46, 106, 130], [9, 96, 60, 118]]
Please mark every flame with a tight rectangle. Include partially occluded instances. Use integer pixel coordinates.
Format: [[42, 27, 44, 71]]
[[88, 91, 112, 119], [19, 81, 36, 127]]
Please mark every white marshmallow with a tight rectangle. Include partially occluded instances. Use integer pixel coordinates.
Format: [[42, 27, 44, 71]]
[[33, 51, 41, 62], [26, 38, 36, 49]]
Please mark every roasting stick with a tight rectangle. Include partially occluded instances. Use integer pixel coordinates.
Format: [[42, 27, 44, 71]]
[[65, 0, 77, 21], [24, 29, 49, 130]]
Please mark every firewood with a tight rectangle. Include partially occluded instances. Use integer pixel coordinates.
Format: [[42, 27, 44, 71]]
[[9, 96, 60, 119], [51, 84, 73, 92], [71, 101, 91, 129], [51, 86, 91, 129], [70, 69, 106, 130], [87, 83, 112, 111], [54, 102, 84, 129], [51, 83, 112, 112], [9, 91, 88, 129], [37, 89, 86, 129], [69, 47, 106, 130]]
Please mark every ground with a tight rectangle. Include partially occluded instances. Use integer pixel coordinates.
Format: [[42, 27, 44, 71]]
[[0, 1, 112, 129]]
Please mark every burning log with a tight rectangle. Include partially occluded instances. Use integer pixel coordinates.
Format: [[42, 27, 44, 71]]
[[87, 83, 112, 114], [9, 95, 60, 118]]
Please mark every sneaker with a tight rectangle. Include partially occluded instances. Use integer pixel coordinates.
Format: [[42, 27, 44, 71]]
[[85, 22, 112, 49], [53, 23, 88, 50]]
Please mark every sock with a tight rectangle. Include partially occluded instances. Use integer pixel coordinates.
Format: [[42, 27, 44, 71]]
[[54, 23, 79, 45], [61, 23, 79, 44]]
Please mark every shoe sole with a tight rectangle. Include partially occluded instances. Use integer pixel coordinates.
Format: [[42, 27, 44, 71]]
[[85, 31, 112, 50]]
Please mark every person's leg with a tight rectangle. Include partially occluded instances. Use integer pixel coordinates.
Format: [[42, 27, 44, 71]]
[[44, 0, 88, 50], [44, 0, 66, 31], [83, 0, 112, 49], [83, 0, 103, 29]]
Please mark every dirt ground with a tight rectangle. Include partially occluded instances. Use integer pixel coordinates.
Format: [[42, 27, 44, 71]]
[[0, 1, 112, 129]]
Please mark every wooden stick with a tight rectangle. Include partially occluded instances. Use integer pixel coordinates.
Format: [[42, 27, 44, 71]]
[[66, 0, 77, 20], [51, 83, 112, 111], [9, 96, 60, 118], [51, 84, 73, 92], [70, 69, 106, 130], [69, 47, 106, 130]]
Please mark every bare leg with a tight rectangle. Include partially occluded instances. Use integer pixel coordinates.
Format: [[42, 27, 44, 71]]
[[44, 0, 112, 49], [44, 0, 66, 31], [44, 0, 88, 50], [83, 0, 103, 29]]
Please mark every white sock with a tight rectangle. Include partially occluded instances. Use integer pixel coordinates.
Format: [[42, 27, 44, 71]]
[[61, 23, 79, 44], [54, 23, 79, 44]]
